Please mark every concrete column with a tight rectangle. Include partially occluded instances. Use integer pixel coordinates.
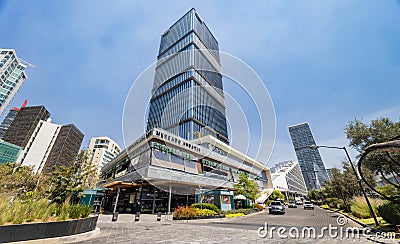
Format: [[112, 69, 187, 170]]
[[152, 187, 157, 214], [168, 184, 172, 215], [113, 185, 121, 214]]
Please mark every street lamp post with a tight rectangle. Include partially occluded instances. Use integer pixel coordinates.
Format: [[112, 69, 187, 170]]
[[310, 145, 379, 226]]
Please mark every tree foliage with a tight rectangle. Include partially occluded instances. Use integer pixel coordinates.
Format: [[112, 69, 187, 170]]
[[345, 118, 400, 153], [0, 163, 48, 199], [377, 184, 398, 198], [233, 173, 260, 203], [269, 189, 285, 201], [322, 162, 376, 206], [345, 117, 400, 174], [307, 189, 326, 202], [48, 150, 98, 204]]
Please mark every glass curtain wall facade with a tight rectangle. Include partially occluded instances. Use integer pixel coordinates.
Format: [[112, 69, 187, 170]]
[[0, 140, 21, 164], [146, 8, 229, 144], [0, 49, 28, 116], [0, 108, 19, 139], [289, 123, 329, 191]]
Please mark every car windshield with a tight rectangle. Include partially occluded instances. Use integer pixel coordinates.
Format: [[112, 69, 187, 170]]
[[304, 201, 312, 204], [270, 202, 282, 206], [289, 201, 295, 204]]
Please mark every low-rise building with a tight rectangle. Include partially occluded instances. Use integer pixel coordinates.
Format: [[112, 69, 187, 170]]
[[100, 128, 272, 213], [271, 160, 308, 197]]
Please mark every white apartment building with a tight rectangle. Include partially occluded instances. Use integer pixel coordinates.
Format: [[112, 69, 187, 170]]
[[88, 136, 121, 173], [271, 160, 308, 196], [18, 119, 61, 174], [0, 49, 30, 116]]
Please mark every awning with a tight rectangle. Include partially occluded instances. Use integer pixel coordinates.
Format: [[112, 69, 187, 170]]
[[234, 194, 246, 200]]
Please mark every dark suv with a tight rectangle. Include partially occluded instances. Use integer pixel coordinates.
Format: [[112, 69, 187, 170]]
[[269, 201, 285, 214]]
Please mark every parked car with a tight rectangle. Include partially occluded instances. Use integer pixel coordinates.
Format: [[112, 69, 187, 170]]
[[269, 201, 285, 214], [295, 200, 303, 205], [303, 201, 314, 210], [288, 201, 297, 208]]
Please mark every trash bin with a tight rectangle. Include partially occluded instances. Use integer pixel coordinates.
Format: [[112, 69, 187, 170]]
[[112, 212, 119, 222]]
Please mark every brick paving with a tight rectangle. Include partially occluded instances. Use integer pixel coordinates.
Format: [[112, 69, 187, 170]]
[[69, 207, 399, 244]]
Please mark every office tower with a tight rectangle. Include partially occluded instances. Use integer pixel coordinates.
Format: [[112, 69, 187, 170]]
[[0, 100, 27, 139], [146, 8, 229, 144], [270, 161, 308, 196], [3, 106, 50, 148], [0, 49, 30, 116], [19, 119, 61, 173], [288, 122, 329, 191], [100, 9, 273, 214], [88, 136, 121, 173], [42, 124, 84, 174]]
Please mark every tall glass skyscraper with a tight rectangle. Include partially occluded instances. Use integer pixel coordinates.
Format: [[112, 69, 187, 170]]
[[146, 8, 229, 144], [289, 122, 329, 191], [0, 49, 29, 116]]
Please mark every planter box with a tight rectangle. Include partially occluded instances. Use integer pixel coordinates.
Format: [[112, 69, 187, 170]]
[[0, 216, 98, 243]]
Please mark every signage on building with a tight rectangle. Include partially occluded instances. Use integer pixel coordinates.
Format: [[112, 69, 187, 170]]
[[153, 129, 201, 152]]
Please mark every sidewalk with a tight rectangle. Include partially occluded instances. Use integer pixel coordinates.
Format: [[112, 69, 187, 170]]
[[98, 210, 266, 224]]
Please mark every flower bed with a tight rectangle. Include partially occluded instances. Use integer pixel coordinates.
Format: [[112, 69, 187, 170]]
[[173, 205, 225, 220]]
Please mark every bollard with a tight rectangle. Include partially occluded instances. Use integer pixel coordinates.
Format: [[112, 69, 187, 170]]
[[135, 212, 140, 222], [112, 212, 119, 222], [157, 212, 162, 221]]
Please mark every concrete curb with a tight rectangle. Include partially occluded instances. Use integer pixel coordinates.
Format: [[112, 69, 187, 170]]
[[12, 227, 101, 244], [320, 206, 382, 233]]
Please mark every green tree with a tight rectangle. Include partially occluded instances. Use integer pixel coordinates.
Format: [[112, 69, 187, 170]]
[[307, 189, 325, 202], [48, 150, 97, 204], [323, 162, 375, 199], [0, 163, 46, 199], [345, 118, 400, 153], [345, 117, 400, 174], [233, 173, 260, 203], [377, 184, 398, 198], [269, 189, 285, 201]]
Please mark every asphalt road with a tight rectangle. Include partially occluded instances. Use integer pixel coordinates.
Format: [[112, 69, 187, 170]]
[[193, 205, 361, 230], [69, 207, 398, 243]]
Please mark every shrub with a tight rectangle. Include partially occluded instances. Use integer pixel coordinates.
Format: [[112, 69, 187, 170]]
[[191, 203, 221, 214], [349, 196, 385, 219], [67, 204, 92, 219], [196, 209, 217, 216], [79, 204, 93, 218], [337, 201, 347, 211], [251, 204, 264, 211], [173, 206, 198, 219], [320, 204, 329, 209], [68, 204, 81, 219], [377, 202, 400, 225], [324, 198, 340, 209], [0, 195, 91, 225], [55, 203, 69, 221], [226, 213, 245, 218]]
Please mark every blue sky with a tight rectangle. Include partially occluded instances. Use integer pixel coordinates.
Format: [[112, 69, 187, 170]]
[[1, 0, 399, 168]]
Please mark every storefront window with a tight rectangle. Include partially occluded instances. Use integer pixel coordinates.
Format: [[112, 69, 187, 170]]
[[221, 195, 230, 204]]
